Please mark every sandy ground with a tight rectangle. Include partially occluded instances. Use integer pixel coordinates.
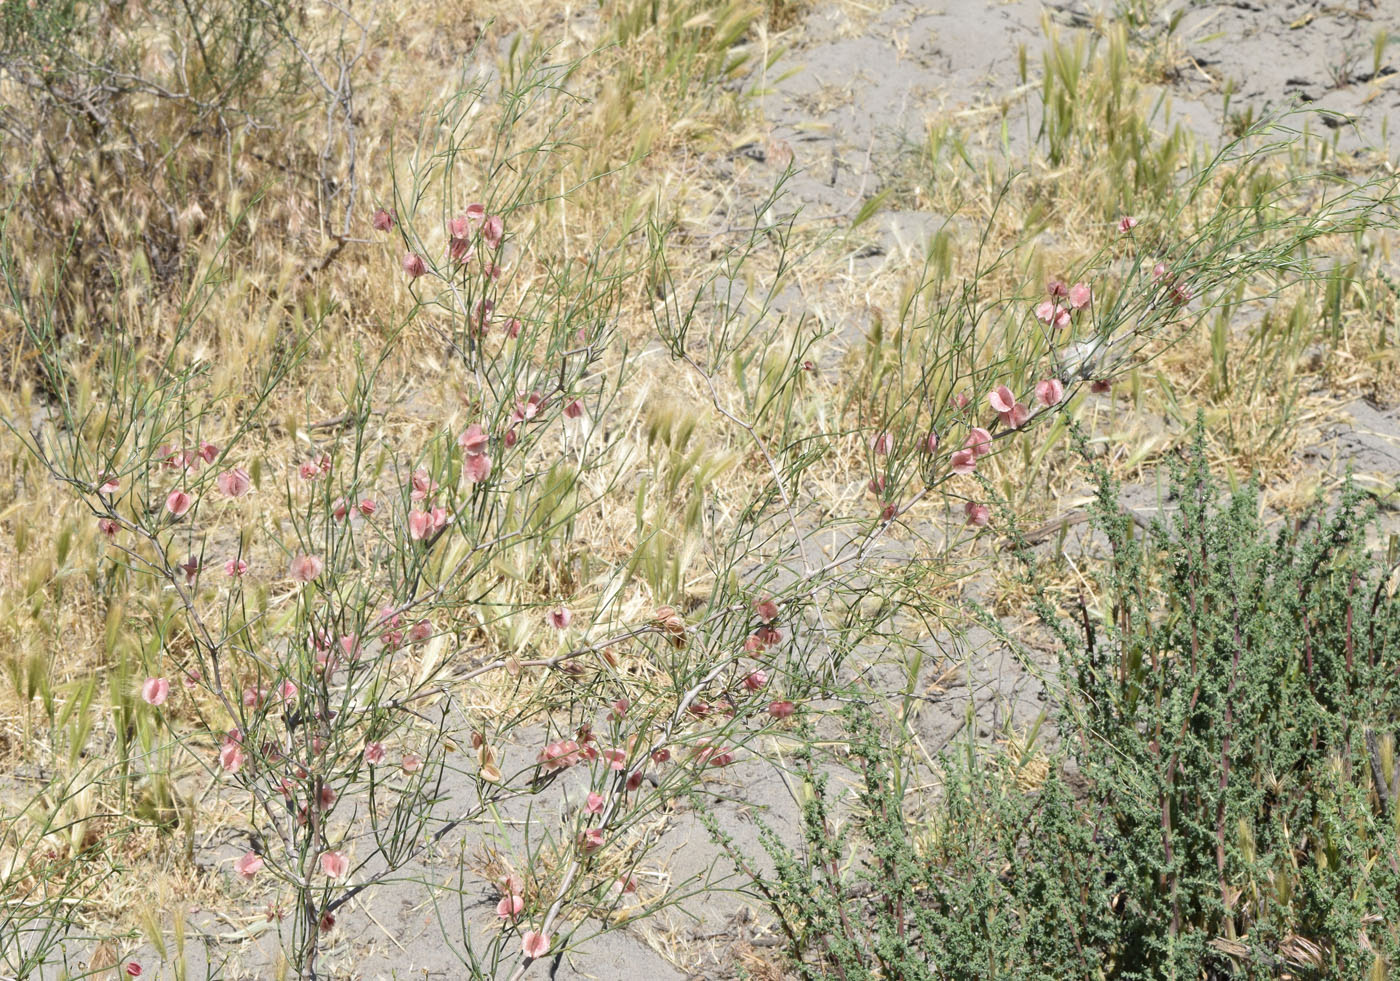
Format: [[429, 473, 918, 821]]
[[76, 1, 1400, 978]]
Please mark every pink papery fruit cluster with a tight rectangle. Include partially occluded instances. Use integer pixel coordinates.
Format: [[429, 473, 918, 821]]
[[290, 554, 324, 582], [158, 441, 219, 472], [458, 423, 493, 483], [217, 467, 252, 497], [319, 850, 349, 879], [692, 740, 735, 768], [141, 677, 169, 706], [234, 851, 264, 881], [1035, 379, 1065, 406], [768, 700, 797, 719], [1152, 260, 1194, 307], [522, 930, 550, 959], [538, 736, 597, 771], [407, 465, 451, 541], [949, 425, 992, 475], [165, 489, 193, 517], [988, 385, 1028, 429], [219, 734, 245, 773], [1035, 278, 1092, 330], [402, 253, 427, 279]]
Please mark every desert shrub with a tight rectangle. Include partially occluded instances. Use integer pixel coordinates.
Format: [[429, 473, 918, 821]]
[[720, 432, 1400, 980], [5, 4, 1400, 974]]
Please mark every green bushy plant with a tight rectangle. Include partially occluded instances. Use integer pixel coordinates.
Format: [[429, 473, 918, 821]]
[[1033, 430, 1400, 978], [718, 431, 1400, 979]]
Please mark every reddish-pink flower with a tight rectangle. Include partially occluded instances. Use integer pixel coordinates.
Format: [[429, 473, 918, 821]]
[[97, 473, 120, 495], [922, 431, 939, 453], [225, 558, 248, 577], [1035, 379, 1065, 406], [290, 554, 323, 582], [1119, 215, 1138, 233], [234, 851, 264, 880], [319, 850, 349, 879], [1068, 282, 1092, 310], [141, 677, 169, 706], [496, 895, 524, 919], [165, 489, 193, 517], [358, 497, 377, 516], [744, 670, 768, 691], [401, 753, 422, 773], [754, 597, 778, 623], [579, 828, 605, 851], [402, 253, 427, 278], [965, 502, 991, 527], [98, 518, 120, 537], [126, 963, 142, 978], [548, 607, 572, 630], [585, 791, 605, 815], [522, 931, 550, 959], [870, 431, 893, 455], [372, 208, 395, 232]]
